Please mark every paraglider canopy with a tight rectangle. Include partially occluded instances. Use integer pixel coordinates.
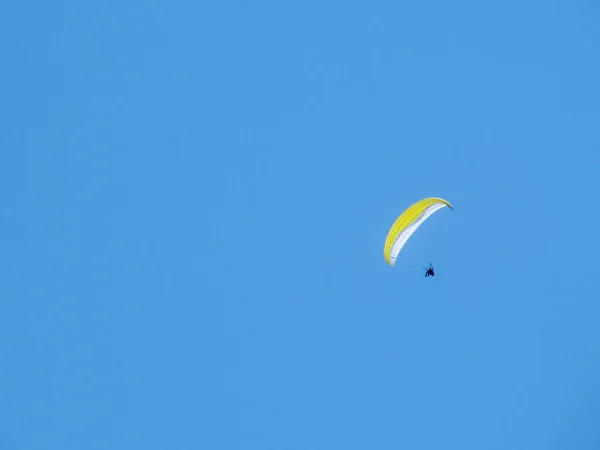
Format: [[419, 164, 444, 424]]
[[383, 197, 453, 267]]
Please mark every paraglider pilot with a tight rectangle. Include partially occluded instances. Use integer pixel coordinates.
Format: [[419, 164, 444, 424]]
[[424, 263, 435, 277]]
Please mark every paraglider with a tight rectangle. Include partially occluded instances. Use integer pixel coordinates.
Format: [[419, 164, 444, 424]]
[[424, 262, 435, 277], [383, 197, 453, 268]]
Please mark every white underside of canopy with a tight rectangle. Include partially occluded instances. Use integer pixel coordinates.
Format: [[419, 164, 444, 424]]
[[389, 203, 447, 266]]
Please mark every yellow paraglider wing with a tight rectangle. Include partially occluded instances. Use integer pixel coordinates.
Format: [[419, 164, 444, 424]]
[[384, 197, 453, 266]]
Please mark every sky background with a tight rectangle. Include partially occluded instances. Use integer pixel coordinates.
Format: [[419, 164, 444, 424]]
[[3, 0, 600, 449]]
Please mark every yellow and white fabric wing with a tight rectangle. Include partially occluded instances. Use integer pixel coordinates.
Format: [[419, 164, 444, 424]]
[[384, 197, 453, 267]]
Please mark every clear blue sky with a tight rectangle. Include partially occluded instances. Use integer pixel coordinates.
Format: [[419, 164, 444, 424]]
[[3, 0, 600, 449]]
